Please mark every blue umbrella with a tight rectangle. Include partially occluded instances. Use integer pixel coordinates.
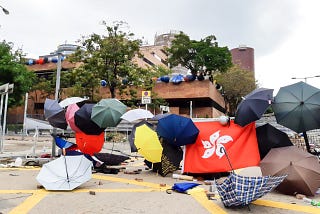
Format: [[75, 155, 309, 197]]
[[52, 135, 76, 149], [171, 74, 184, 84], [156, 114, 199, 146]]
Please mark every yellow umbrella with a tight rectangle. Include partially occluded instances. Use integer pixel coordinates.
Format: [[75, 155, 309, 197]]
[[134, 124, 163, 163]]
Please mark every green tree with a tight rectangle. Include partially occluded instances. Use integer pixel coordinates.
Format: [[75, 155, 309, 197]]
[[214, 66, 256, 116], [71, 21, 148, 99], [0, 41, 36, 107], [166, 32, 232, 80]]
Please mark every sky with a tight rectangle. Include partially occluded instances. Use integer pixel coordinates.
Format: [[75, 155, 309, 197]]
[[1, 0, 320, 93]]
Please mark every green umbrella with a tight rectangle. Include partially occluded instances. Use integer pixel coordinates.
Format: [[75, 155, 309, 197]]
[[272, 81, 320, 154], [91, 98, 127, 128], [272, 81, 320, 133]]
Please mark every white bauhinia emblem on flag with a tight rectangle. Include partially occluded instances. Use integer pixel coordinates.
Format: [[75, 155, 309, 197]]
[[201, 130, 233, 159]]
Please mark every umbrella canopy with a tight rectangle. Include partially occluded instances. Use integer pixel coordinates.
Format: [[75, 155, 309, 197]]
[[59, 97, 88, 108], [120, 109, 154, 122], [256, 123, 293, 160], [36, 155, 92, 191], [216, 172, 286, 207], [65, 103, 82, 133], [260, 146, 320, 196], [44, 98, 68, 129], [91, 98, 127, 128], [75, 132, 105, 156], [128, 120, 155, 152], [159, 138, 183, 176], [150, 113, 171, 121], [272, 81, 320, 133], [74, 104, 105, 135], [134, 124, 163, 163], [156, 114, 199, 146], [171, 74, 184, 84], [235, 88, 273, 127], [52, 135, 76, 149]]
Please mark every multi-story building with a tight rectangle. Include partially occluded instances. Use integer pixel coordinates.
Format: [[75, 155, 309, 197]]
[[7, 34, 254, 124], [230, 45, 255, 73]]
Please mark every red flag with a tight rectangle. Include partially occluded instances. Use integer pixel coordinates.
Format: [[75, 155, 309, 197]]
[[183, 120, 260, 173]]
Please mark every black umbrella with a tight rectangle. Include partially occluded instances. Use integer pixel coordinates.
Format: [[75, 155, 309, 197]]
[[256, 123, 293, 160], [44, 98, 68, 129], [272, 81, 320, 154], [145, 138, 183, 177], [159, 138, 183, 176], [74, 104, 105, 135], [128, 120, 155, 152], [235, 88, 273, 127]]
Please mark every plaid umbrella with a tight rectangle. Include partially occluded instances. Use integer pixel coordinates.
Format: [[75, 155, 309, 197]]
[[216, 173, 287, 207]]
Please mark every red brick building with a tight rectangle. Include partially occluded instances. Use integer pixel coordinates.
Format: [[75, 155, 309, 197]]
[[230, 46, 255, 73]]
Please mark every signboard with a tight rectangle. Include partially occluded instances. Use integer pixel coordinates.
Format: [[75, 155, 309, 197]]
[[160, 105, 170, 112], [141, 91, 151, 104]]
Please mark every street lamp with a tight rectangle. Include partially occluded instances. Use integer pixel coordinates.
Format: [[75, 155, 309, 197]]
[[0, 5, 9, 15], [291, 75, 320, 83]]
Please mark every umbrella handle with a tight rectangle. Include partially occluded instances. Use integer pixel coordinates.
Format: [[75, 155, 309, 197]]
[[220, 147, 234, 173]]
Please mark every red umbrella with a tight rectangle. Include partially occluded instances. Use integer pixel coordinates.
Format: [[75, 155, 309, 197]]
[[65, 103, 82, 133], [75, 132, 105, 156]]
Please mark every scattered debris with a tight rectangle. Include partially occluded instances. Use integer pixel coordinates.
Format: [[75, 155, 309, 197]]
[[134, 178, 143, 182], [89, 191, 96, 195]]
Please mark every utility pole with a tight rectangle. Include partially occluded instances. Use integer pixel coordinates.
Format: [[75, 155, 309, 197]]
[[51, 52, 62, 158]]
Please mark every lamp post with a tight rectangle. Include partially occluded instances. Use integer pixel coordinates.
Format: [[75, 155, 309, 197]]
[[51, 52, 62, 158], [291, 75, 320, 83], [0, 5, 9, 15]]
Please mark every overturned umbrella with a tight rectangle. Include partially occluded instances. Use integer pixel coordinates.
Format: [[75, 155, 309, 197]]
[[36, 155, 92, 191]]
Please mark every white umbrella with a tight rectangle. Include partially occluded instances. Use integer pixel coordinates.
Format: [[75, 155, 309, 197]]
[[59, 97, 88, 108], [36, 155, 92, 191], [120, 109, 154, 122]]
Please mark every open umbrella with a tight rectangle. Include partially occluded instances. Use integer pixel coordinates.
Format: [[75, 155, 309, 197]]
[[171, 74, 184, 84], [120, 109, 154, 122], [128, 120, 155, 152], [256, 123, 293, 160], [74, 104, 105, 135], [216, 172, 287, 207], [52, 134, 76, 149], [75, 132, 105, 156], [134, 124, 163, 163], [44, 98, 68, 129], [150, 113, 171, 121], [272, 81, 320, 153], [156, 114, 199, 146], [36, 155, 92, 191], [260, 146, 320, 196], [159, 138, 183, 176], [59, 97, 88, 108], [91, 98, 127, 128], [65, 103, 82, 133], [235, 88, 273, 127], [216, 147, 286, 207]]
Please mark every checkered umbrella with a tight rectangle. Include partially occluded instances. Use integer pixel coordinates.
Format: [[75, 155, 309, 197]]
[[216, 173, 286, 207]]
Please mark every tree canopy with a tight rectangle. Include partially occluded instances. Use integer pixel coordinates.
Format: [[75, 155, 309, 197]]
[[166, 32, 232, 80], [214, 66, 256, 116], [70, 21, 163, 100], [0, 41, 36, 107]]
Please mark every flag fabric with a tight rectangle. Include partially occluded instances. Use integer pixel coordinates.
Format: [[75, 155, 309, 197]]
[[183, 120, 260, 173]]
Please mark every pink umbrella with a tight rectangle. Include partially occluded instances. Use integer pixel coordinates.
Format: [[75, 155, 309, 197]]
[[65, 103, 82, 133]]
